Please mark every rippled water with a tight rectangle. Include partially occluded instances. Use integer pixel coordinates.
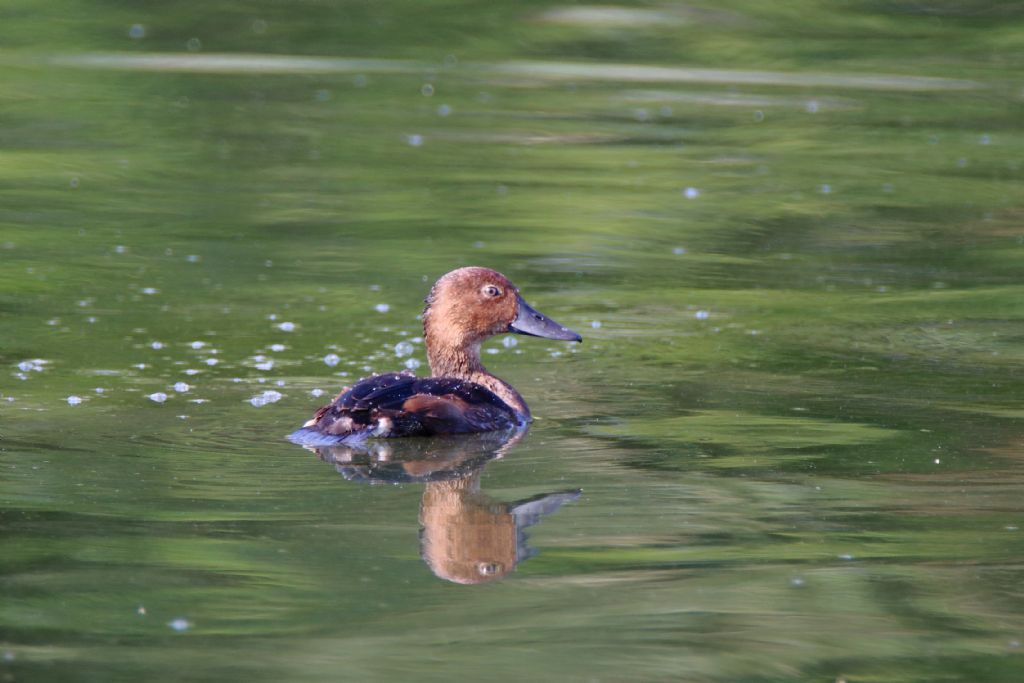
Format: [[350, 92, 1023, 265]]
[[3, 2, 1024, 681]]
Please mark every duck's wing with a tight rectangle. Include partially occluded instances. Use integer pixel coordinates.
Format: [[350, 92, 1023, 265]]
[[290, 373, 520, 443]]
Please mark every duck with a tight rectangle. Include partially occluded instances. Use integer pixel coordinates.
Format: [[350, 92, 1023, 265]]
[[290, 266, 582, 443]]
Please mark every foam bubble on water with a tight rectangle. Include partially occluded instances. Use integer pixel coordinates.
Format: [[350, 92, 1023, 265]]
[[168, 618, 191, 632], [806, 100, 819, 113], [189, 398, 209, 404], [672, 247, 687, 255], [374, 304, 390, 313], [276, 322, 296, 332], [323, 353, 341, 367], [18, 359, 48, 372], [204, 358, 219, 366], [485, 348, 499, 355], [502, 336, 518, 348], [254, 360, 274, 371], [249, 390, 283, 407], [66, 395, 83, 405], [129, 24, 146, 39], [421, 83, 434, 97], [150, 341, 164, 350], [683, 187, 700, 199], [980, 134, 991, 145], [394, 341, 414, 357], [590, 320, 602, 329], [405, 134, 423, 147], [270, 344, 286, 352], [148, 392, 168, 403], [404, 358, 421, 370], [141, 287, 159, 295], [184, 369, 201, 376], [133, 363, 148, 370], [114, 245, 127, 254], [95, 387, 105, 394], [186, 254, 201, 263], [437, 104, 452, 117], [310, 388, 325, 398], [820, 184, 832, 194], [695, 310, 710, 320], [173, 382, 190, 393], [189, 341, 206, 349]]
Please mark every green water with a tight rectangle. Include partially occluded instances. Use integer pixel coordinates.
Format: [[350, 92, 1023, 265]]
[[3, 2, 1024, 681]]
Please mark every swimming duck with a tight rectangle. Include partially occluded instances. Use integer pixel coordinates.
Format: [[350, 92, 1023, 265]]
[[290, 267, 581, 442]]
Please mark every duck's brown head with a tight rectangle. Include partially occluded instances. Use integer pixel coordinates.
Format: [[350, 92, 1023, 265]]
[[423, 267, 581, 356]]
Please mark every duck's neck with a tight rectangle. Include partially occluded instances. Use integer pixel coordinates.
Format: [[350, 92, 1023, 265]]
[[423, 319, 531, 420]]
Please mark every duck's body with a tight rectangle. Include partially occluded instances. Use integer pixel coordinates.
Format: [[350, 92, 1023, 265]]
[[290, 267, 581, 444]]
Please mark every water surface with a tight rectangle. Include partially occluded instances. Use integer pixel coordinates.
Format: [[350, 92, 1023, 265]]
[[3, 2, 1024, 681]]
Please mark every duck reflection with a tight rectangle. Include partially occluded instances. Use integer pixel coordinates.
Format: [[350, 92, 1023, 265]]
[[307, 428, 580, 584]]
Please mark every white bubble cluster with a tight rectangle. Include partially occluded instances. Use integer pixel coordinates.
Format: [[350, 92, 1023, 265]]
[[394, 341, 414, 357], [148, 392, 168, 403], [17, 359, 48, 373], [250, 390, 283, 407], [323, 353, 341, 367]]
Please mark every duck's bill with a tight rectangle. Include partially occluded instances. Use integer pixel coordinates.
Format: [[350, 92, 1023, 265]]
[[509, 297, 583, 342]]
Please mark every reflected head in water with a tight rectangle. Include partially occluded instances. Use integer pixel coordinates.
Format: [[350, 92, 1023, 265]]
[[307, 427, 580, 584], [419, 475, 580, 584], [290, 267, 581, 444]]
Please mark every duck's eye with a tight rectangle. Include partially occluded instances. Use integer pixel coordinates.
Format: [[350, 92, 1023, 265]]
[[481, 284, 502, 298], [478, 561, 503, 576]]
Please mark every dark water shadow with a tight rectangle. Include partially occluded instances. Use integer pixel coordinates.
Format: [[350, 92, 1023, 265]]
[[298, 428, 580, 584]]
